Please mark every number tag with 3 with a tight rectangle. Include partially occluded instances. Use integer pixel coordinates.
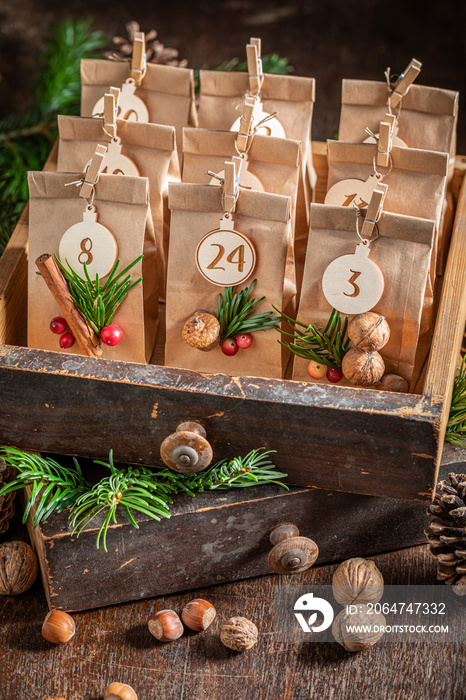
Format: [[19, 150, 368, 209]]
[[196, 215, 256, 287]]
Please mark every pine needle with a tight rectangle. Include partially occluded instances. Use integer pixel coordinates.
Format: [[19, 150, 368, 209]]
[[446, 355, 466, 446], [217, 280, 282, 342]]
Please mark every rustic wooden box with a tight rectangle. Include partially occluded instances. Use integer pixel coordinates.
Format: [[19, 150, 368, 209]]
[[0, 145, 465, 505]]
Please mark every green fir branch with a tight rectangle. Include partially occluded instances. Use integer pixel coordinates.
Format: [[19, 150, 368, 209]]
[[275, 307, 350, 371], [0, 447, 287, 552], [217, 280, 282, 342], [446, 355, 466, 446]]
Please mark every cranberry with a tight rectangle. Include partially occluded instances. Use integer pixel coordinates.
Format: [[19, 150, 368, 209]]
[[50, 317, 67, 334], [59, 332, 75, 349], [326, 368, 343, 383], [236, 333, 253, 349], [221, 338, 238, 356], [100, 324, 124, 346]]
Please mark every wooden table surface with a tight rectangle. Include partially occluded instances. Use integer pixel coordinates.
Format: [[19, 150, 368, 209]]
[[1, 513, 465, 700]]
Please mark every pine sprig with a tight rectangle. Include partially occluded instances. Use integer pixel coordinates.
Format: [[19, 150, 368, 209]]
[[217, 279, 282, 342], [275, 307, 350, 370], [55, 255, 143, 335], [0, 447, 90, 527], [0, 447, 287, 551], [446, 355, 466, 446]]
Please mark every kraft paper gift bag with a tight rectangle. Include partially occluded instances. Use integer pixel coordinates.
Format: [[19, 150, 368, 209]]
[[80, 59, 197, 155], [293, 204, 435, 389], [57, 114, 180, 297], [27, 171, 158, 364], [165, 182, 293, 379]]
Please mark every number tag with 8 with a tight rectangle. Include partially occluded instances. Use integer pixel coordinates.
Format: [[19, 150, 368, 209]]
[[196, 214, 256, 287]]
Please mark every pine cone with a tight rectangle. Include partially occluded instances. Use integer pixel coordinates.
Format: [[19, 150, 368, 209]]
[[425, 472, 466, 595], [104, 21, 188, 68], [0, 458, 16, 535]]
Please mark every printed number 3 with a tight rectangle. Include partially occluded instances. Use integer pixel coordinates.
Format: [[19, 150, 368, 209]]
[[343, 269, 361, 298], [207, 244, 245, 272]]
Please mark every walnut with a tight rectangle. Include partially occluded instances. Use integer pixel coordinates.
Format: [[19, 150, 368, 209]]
[[0, 541, 38, 595], [332, 557, 384, 606], [374, 373, 409, 393], [332, 605, 386, 652], [342, 347, 385, 386], [348, 312, 390, 352], [181, 310, 220, 351], [220, 616, 258, 651]]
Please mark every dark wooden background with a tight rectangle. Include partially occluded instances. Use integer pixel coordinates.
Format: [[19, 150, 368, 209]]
[[1, 507, 465, 700]]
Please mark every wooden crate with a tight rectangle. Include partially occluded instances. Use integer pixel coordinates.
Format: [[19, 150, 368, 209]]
[[0, 145, 465, 503]]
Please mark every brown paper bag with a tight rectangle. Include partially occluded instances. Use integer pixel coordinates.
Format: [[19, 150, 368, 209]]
[[27, 171, 158, 364], [292, 204, 435, 388], [198, 70, 316, 210], [165, 183, 292, 379], [338, 79, 459, 270], [80, 60, 198, 154], [57, 114, 180, 296], [182, 126, 306, 295]]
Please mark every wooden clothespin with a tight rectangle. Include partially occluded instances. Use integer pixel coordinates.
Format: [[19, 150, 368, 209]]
[[246, 37, 263, 96], [376, 113, 397, 168], [131, 32, 146, 85], [361, 183, 388, 239], [223, 160, 239, 214], [390, 58, 422, 109], [80, 144, 107, 200], [236, 96, 256, 153], [103, 89, 120, 139]]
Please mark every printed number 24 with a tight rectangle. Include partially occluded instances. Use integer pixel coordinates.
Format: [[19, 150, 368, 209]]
[[207, 244, 245, 272]]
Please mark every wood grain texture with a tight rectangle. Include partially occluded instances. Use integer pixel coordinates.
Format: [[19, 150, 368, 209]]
[[0, 526, 463, 700]]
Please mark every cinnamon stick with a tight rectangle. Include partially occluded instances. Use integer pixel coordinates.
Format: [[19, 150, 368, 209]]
[[35, 254, 102, 358]]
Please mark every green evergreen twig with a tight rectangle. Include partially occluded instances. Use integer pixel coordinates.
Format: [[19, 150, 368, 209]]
[[446, 355, 466, 446], [217, 280, 282, 342]]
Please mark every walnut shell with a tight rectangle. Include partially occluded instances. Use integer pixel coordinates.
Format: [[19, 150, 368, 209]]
[[220, 616, 258, 651], [0, 541, 38, 595], [332, 557, 384, 606], [332, 605, 386, 652], [374, 373, 409, 393], [348, 312, 390, 352], [182, 311, 220, 351], [342, 347, 385, 386]]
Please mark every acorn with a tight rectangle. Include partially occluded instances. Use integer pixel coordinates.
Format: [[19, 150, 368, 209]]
[[148, 609, 184, 642], [342, 347, 385, 387], [41, 609, 76, 644], [348, 312, 390, 352], [104, 682, 138, 700], [220, 616, 258, 651], [182, 310, 220, 351], [181, 598, 217, 631]]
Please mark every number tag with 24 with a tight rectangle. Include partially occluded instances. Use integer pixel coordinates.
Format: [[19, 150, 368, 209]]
[[196, 214, 256, 287]]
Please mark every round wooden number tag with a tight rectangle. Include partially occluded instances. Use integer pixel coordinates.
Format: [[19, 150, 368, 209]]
[[196, 222, 256, 287], [230, 105, 286, 139], [322, 242, 384, 315], [324, 174, 381, 209], [59, 207, 118, 279], [209, 167, 264, 192], [93, 79, 149, 122], [101, 138, 140, 176]]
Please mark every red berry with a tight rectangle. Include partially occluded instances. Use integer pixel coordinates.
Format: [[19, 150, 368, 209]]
[[307, 360, 327, 379], [59, 332, 75, 349], [50, 317, 67, 334], [221, 338, 238, 356], [236, 333, 253, 349], [100, 324, 124, 346], [326, 368, 343, 384]]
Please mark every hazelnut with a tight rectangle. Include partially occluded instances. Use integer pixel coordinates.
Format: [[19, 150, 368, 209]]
[[348, 312, 390, 352], [181, 598, 217, 631], [332, 605, 385, 652], [342, 347, 385, 386], [0, 541, 38, 595], [104, 682, 138, 700], [182, 311, 220, 351], [41, 609, 75, 644], [148, 609, 183, 642], [220, 616, 258, 651], [374, 373, 409, 393], [332, 557, 384, 606]]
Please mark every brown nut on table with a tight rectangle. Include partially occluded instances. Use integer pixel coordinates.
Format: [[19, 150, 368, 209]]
[[181, 598, 217, 631], [104, 682, 138, 700], [268, 523, 319, 575], [41, 609, 75, 644], [160, 420, 213, 473], [220, 616, 258, 651], [148, 609, 184, 642]]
